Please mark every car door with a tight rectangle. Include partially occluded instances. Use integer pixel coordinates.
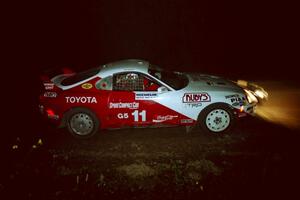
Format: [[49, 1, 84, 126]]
[[107, 72, 147, 128], [107, 72, 180, 128], [132, 72, 183, 127]]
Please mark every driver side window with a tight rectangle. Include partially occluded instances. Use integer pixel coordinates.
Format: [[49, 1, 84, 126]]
[[112, 72, 161, 91], [142, 76, 160, 91], [113, 73, 143, 91]]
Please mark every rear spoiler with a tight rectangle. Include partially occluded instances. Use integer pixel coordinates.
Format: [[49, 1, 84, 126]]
[[40, 67, 75, 81]]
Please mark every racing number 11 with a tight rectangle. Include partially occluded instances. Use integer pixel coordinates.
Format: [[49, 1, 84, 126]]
[[132, 110, 146, 122]]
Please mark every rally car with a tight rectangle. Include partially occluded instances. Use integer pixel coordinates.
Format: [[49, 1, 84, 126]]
[[39, 59, 267, 138]]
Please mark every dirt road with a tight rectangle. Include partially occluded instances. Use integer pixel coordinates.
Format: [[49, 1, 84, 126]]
[[3, 115, 300, 200]]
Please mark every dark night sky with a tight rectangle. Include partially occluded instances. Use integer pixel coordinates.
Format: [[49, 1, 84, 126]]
[[12, 0, 298, 79], [4, 0, 299, 134]]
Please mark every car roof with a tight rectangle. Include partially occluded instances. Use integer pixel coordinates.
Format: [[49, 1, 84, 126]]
[[98, 59, 150, 77]]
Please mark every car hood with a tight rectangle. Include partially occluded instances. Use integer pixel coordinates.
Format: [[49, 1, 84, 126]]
[[184, 73, 243, 93]]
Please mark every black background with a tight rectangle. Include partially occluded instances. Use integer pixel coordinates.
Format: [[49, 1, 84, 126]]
[[11, 0, 299, 76], [2, 1, 300, 198], [4, 0, 299, 135]]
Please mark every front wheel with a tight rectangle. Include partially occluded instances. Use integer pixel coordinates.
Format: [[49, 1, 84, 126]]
[[66, 108, 99, 139], [198, 103, 235, 134]]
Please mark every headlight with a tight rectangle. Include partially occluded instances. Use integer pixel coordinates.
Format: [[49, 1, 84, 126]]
[[244, 89, 258, 104], [254, 89, 268, 99]]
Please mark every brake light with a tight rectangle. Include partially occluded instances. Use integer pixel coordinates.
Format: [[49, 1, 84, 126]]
[[46, 109, 55, 117]]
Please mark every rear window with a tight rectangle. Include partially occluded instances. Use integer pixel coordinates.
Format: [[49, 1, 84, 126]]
[[61, 67, 101, 86]]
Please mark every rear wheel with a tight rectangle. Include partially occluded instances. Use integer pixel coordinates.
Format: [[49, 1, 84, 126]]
[[198, 103, 235, 134], [66, 108, 99, 139]]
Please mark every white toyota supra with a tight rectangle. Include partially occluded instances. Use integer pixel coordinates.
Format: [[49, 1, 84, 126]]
[[39, 59, 268, 138]]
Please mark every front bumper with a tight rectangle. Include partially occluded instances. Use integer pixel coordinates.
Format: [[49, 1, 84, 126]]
[[234, 103, 256, 118]]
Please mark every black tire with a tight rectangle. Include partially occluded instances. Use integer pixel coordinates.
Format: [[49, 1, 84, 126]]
[[65, 107, 99, 139], [198, 103, 235, 135]]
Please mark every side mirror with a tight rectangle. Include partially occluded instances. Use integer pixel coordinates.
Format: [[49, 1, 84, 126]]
[[157, 86, 168, 93]]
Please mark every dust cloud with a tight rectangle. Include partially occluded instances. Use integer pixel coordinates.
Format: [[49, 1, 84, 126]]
[[255, 81, 300, 129]]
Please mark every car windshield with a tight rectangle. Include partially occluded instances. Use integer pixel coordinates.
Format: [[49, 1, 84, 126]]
[[149, 66, 189, 90]]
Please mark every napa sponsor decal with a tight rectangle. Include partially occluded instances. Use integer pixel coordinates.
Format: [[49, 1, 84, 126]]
[[81, 83, 93, 90], [152, 115, 178, 123], [65, 96, 97, 103], [135, 93, 157, 100], [182, 93, 211, 103], [109, 102, 139, 109]]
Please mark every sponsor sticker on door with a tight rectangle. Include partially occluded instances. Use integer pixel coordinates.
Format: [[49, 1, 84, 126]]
[[109, 102, 139, 109], [152, 115, 178, 123], [135, 93, 157, 100], [182, 93, 211, 103]]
